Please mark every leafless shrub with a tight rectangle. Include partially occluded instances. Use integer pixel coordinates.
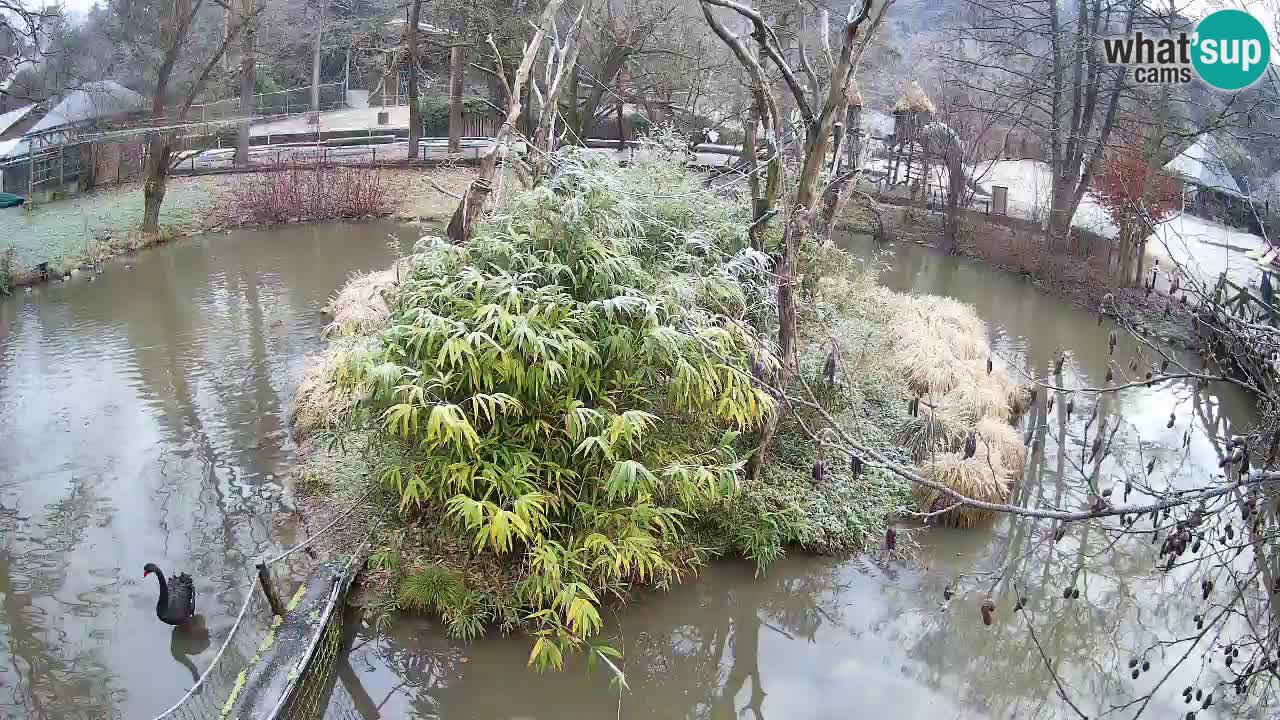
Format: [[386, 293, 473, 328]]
[[213, 162, 392, 228]]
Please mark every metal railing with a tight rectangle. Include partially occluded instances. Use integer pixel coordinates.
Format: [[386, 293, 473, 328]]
[[182, 82, 348, 123]]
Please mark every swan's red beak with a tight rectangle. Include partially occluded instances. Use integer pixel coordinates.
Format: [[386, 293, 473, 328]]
[[143, 570, 150, 577]]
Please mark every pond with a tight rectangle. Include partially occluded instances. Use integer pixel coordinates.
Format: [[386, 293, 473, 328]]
[[0, 225, 1258, 719], [0, 220, 414, 719]]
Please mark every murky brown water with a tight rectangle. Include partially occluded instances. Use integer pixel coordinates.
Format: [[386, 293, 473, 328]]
[[0, 220, 414, 719], [323, 235, 1262, 719], [0, 225, 1262, 720]]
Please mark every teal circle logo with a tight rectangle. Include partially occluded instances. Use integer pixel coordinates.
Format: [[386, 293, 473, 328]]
[[1192, 10, 1271, 90]]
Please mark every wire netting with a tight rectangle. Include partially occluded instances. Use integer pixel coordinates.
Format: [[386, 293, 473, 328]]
[[277, 582, 348, 720], [150, 497, 372, 720], [151, 584, 269, 720]]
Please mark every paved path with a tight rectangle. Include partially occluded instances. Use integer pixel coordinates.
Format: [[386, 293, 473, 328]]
[[251, 106, 413, 137]]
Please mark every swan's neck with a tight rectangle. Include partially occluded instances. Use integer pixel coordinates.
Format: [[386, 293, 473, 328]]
[[153, 570, 169, 610]]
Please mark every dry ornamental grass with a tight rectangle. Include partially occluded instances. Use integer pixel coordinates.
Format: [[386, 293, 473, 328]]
[[887, 293, 1032, 526]]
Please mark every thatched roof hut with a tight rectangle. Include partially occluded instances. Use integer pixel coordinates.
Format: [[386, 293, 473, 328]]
[[893, 81, 936, 114]]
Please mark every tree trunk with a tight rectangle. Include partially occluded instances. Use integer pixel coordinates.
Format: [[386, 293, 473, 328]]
[[310, 0, 326, 114], [406, 0, 423, 160], [448, 45, 464, 154], [743, 205, 809, 482], [235, 0, 256, 167], [615, 96, 624, 146], [141, 0, 243, 234], [775, 207, 808, 374], [578, 42, 635, 139], [446, 0, 565, 242], [699, 0, 877, 481], [1047, 0, 1136, 244], [142, 135, 172, 235], [530, 15, 583, 185], [1116, 217, 1142, 284], [742, 101, 764, 251], [565, 68, 581, 143]]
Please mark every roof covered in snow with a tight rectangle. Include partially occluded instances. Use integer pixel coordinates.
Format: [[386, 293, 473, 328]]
[[383, 18, 453, 35], [1164, 136, 1245, 199], [27, 81, 145, 134], [0, 103, 36, 136]]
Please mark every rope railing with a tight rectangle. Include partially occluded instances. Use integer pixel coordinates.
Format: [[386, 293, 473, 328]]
[[149, 583, 265, 720], [262, 486, 375, 568], [147, 486, 377, 720]]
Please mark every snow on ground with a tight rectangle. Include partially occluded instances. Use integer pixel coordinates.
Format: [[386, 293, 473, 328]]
[[179, 138, 738, 174], [177, 138, 502, 171], [967, 159, 1116, 238], [1149, 213, 1269, 291], [937, 158, 1270, 291]]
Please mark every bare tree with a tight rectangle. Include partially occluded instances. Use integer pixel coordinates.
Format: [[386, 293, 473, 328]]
[[0, 2, 59, 106], [526, 3, 586, 182], [104, 0, 251, 234], [0, 2, 60, 108], [946, 0, 1138, 247], [448, 41, 464, 153], [310, 0, 327, 114], [701, 0, 883, 479], [235, 0, 258, 166], [446, 0, 566, 243], [561, 3, 672, 142]]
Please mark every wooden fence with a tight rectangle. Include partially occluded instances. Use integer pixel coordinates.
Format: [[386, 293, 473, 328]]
[[1212, 274, 1278, 326]]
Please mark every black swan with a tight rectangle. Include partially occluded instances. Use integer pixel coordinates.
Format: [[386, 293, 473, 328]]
[[144, 563, 196, 626]]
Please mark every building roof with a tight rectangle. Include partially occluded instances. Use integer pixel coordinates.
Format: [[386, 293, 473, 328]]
[[382, 18, 453, 35], [0, 103, 36, 136], [1164, 136, 1245, 199], [26, 80, 145, 135]]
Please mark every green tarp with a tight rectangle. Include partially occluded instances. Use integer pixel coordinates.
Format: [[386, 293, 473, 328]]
[[0, 193, 24, 209]]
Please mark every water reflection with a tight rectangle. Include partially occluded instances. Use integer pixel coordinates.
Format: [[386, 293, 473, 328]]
[[324, 234, 1262, 719], [0, 220, 413, 719]]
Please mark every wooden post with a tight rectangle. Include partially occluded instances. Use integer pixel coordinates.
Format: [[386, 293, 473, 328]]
[[27, 144, 35, 202], [256, 562, 285, 616]]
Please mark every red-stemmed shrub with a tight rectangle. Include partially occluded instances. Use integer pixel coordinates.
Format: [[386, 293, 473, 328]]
[[213, 162, 392, 227]]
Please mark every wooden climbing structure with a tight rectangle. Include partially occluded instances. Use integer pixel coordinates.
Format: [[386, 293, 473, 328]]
[[886, 81, 936, 190]]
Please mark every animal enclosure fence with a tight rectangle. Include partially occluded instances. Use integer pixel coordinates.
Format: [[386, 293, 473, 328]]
[[181, 82, 348, 123], [0, 142, 84, 197], [422, 109, 501, 139], [149, 508, 372, 720]]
